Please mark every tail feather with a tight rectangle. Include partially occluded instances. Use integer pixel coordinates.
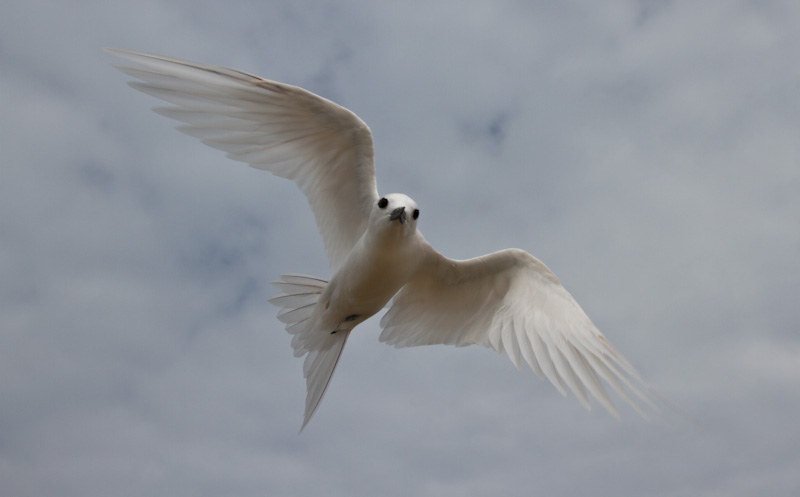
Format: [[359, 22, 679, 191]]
[[269, 274, 349, 431], [299, 331, 350, 432], [269, 292, 320, 309], [268, 273, 327, 336], [276, 304, 316, 325]]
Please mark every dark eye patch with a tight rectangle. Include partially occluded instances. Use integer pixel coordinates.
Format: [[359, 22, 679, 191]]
[[378, 197, 388, 209], [412, 209, 419, 220]]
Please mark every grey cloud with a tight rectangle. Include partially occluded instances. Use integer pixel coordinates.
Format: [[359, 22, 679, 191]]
[[2, 0, 799, 495]]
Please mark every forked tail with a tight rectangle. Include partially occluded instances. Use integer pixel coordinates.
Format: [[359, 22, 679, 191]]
[[269, 274, 349, 431]]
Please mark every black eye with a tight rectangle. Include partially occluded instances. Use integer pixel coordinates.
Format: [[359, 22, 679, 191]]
[[378, 197, 388, 209], [412, 209, 419, 220]]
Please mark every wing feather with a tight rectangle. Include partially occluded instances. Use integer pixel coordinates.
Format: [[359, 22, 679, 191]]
[[108, 48, 378, 271], [380, 247, 654, 418]]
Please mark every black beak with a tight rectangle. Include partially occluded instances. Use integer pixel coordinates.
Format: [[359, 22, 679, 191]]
[[389, 206, 406, 224]]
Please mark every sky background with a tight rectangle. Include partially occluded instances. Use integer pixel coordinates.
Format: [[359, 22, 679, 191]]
[[2, 0, 799, 495]]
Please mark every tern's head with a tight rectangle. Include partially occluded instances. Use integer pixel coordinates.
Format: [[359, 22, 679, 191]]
[[372, 193, 420, 232]]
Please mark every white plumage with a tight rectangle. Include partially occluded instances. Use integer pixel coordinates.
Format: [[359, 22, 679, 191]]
[[108, 48, 656, 431]]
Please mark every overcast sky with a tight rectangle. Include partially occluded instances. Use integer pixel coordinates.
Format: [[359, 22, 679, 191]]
[[2, 0, 799, 495]]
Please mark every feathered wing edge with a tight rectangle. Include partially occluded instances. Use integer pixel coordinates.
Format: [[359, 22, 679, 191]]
[[106, 48, 379, 272], [380, 248, 658, 419], [268, 274, 349, 432]]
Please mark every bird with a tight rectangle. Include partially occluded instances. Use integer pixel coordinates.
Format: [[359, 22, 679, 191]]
[[107, 48, 656, 431]]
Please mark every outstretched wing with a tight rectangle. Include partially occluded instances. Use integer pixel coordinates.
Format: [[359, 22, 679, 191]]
[[380, 248, 656, 418], [107, 48, 378, 271]]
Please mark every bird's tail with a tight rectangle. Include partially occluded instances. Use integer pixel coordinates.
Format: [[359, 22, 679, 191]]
[[269, 273, 328, 336], [269, 274, 349, 432]]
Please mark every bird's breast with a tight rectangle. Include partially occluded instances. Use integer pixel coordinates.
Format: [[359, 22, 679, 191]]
[[328, 236, 421, 319]]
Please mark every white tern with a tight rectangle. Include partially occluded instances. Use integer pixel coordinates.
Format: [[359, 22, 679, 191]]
[[108, 48, 656, 431]]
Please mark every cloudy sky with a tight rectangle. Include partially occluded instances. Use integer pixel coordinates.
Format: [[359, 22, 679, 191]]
[[2, 0, 799, 495]]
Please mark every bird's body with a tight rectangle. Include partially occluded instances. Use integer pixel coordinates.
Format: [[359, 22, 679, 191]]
[[314, 195, 425, 335], [108, 48, 656, 431]]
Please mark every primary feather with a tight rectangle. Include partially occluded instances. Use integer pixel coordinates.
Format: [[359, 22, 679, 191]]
[[107, 48, 377, 272]]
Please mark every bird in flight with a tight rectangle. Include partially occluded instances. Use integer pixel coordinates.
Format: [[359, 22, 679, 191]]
[[108, 48, 655, 431]]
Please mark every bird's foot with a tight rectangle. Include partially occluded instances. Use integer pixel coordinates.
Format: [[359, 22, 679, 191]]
[[331, 314, 360, 334]]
